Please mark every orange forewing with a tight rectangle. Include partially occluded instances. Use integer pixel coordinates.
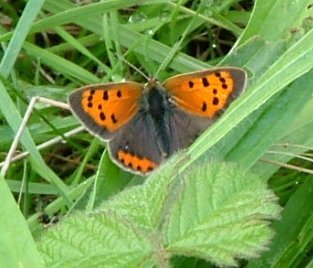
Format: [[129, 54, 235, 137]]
[[163, 68, 246, 118], [79, 82, 143, 132]]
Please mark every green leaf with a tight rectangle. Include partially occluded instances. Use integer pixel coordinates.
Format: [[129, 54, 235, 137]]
[[0, 0, 72, 206], [24, 42, 99, 84], [226, 68, 313, 168], [238, 0, 311, 44], [0, 175, 44, 267], [247, 174, 313, 268], [84, 148, 135, 211], [0, 0, 45, 76], [38, 161, 280, 267], [164, 163, 281, 267]]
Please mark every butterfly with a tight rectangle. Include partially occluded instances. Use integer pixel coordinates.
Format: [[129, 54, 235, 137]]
[[68, 67, 247, 176]]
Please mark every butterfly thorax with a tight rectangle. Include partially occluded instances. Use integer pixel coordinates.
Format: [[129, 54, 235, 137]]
[[147, 88, 168, 117], [138, 82, 174, 156], [141, 81, 173, 116]]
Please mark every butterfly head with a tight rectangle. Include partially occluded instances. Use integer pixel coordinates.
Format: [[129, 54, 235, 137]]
[[144, 76, 162, 91]]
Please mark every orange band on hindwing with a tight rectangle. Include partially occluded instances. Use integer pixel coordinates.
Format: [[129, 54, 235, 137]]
[[117, 150, 158, 174]]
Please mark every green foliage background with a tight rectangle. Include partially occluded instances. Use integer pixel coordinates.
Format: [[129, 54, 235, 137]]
[[0, 0, 313, 267]]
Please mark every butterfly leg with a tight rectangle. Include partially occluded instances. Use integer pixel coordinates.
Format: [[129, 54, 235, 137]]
[[0, 97, 84, 176]]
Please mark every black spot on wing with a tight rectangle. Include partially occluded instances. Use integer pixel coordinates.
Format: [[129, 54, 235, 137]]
[[100, 112, 106, 121], [202, 102, 207, 112], [103, 91, 109, 100], [202, 77, 209, 87], [212, 97, 219, 105], [111, 114, 117, 124]]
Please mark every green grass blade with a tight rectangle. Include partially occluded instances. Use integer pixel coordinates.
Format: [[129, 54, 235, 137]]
[[0, 0, 45, 76], [0, 0, 72, 205], [24, 42, 99, 84], [225, 69, 313, 167], [238, 0, 311, 44], [247, 174, 313, 268]]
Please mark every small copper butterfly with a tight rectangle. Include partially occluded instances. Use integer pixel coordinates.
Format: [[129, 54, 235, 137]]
[[68, 67, 247, 175]]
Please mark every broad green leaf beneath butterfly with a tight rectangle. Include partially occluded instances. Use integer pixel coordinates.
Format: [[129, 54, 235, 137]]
[[37, 161, 281, 267]]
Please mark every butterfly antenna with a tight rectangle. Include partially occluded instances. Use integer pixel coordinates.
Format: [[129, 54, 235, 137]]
[[153, 47, 176, 80], [115, 53, 150, 81]]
